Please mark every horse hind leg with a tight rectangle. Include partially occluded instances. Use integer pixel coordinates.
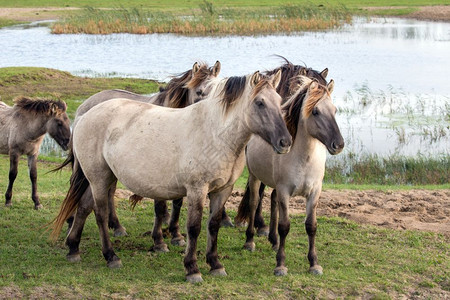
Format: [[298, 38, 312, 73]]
[[305, 192, 323, 275], [243, 174, 261, 252], [169, 198, 185, 247], [28, 154, 42, 209], [107, 182, 127, 237], [66, 187, 95, 262], [4, 153, 19, 207], [151, 199, 169, 253], [274, 189, 291, 276], [255, 183, 268, 236], [268, 189, 279, 251], [91, 178, 122, 268]]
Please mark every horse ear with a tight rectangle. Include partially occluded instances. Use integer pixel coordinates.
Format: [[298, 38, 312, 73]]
[[300, 68, 307, 76], [192, 62, 200, 74], [50, 103, 58, 115], [250, 71, 260, 87], [212, 61, 221, 77], [271, 69, 282, 89], [327, 79, 334, 94], [310, 81, 318, 91], [320, 68, 328, 79]]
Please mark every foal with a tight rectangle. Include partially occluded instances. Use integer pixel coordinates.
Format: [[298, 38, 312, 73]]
[[0, 97, 70, 209]]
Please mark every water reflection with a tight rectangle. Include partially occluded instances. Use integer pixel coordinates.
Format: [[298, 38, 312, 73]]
[[0, 17, 449, 158]]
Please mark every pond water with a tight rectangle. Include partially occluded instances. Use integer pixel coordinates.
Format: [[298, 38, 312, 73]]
[[0, 17, 449, 158]]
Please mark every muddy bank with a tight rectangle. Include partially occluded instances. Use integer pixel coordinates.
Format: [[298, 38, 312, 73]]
[[115, 188, 450, 237]]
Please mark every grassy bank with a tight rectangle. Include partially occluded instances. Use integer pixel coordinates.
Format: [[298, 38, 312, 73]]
[[0, 67, 159, 118], [0, 156, 448, 299]]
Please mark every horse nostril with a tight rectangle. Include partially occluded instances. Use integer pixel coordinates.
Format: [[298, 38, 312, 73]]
[[279, 138, 290, 148], [196, 90, 202, 96]]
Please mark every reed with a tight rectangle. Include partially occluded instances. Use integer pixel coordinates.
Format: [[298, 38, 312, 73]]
[[51, 3, 352, 35], [325, 152, 449, 185]]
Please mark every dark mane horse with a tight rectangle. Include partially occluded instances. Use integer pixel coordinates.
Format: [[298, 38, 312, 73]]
[[154, 62, 220, 108], [0, 96, 70, 209]]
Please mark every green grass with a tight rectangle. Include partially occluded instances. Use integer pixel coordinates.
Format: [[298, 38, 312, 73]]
[[0, 155, 448, 298]]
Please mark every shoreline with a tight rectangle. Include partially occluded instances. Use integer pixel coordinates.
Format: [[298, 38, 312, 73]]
[[0, 5, 449, 24]]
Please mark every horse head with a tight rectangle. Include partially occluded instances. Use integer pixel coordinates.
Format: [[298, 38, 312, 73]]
[[245, 70, 292, 154], [300, 76, 344, 155], [187, 60, 221, 104], [46, 101, 71, 151]]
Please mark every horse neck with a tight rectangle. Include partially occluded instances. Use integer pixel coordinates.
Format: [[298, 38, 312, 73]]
[[293, 118, 325, 157], [201, 86, 252, 157], [20, 111, 50, 139]]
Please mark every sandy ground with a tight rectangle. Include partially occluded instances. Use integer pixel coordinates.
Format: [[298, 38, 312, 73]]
[[116, 188, 450, 237], [0, 6, 449, 22]]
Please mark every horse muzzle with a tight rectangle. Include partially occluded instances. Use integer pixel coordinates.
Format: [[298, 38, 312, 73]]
[[273, 137, 292, 154]]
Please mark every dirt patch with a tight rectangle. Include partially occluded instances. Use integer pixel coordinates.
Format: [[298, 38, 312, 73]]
[[0, 7, 79, 22], [365, 5, 450, 22], [116, 188, 450, 237]]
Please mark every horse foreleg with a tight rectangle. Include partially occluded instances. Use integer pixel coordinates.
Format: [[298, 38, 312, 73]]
[[274, 189, 290, 276], [5, 153, 19, 207], [184, 187, 207, 283], [107, 182, 127, 237], [169, 198, 185, 246], [91, 180, 122, 268], [255, 183, 268, 236], [66, 188, 94, 262], [243, 174, 261, 252], [207, 186, 233, 277], [151, 199, 169, 252], [268, 189, 279, 251], [27, 154, 42, 209], [305, 191, 323, 275]]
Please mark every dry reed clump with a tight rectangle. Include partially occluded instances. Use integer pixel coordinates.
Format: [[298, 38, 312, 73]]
[[50, 4, 351, 35]]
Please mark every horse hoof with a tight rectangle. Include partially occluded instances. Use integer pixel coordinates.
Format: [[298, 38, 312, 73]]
[[5, 202, 12, 208], [221, 218, 234, 228], [186, 273, 203, 283], [66, 254, 81, 263], [257, 226, 269, 237], [274, 266, 288, 276], [243, 242, 255, 252], [210, 268, 227, 277], [171, 237, 186, 247], [34, 204, 43, 210], [309, 265, 323, 276], [154, 244, 170, 253], [113, 227, 128, 237], [107, 259, 122, 268]]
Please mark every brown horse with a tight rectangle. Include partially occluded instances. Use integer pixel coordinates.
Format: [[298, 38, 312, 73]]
[[58, 61, 221, 238], [0, 96, 70, 209]]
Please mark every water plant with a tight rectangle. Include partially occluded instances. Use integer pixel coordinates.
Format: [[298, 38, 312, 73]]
[[51, 3, 352, 35]]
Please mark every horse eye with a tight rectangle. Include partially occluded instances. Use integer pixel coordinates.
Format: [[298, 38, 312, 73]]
[[255, 100, 265, 108], [312, 107, 319, 116]]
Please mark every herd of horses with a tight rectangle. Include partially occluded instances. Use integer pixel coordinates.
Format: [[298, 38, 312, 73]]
[[0, 58, 344, 283]]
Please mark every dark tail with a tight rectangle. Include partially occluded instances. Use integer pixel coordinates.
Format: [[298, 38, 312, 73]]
[[49, 160, 89, 241], [51, 147, 75, 173], [235, 181, 265, 223]]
